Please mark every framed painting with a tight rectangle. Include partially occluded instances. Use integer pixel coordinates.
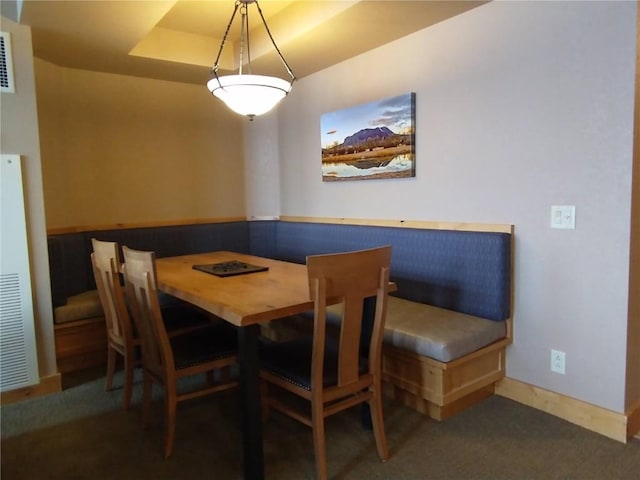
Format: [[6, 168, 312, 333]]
[[320, 92, 415, 181]]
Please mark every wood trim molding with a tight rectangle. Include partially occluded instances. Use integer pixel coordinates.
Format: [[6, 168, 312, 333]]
[[1, 373, 62, 405], [279, 215, 514, 234], [47, 216, 515, 236], [46, 217, 247, 235], [496, 377, 631, 443], [627, 398, 640, 439], [628, 0, 640, 443]]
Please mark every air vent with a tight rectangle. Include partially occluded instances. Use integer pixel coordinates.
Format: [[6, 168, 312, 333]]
[[0, 273, 31, 389], [0, 31, 16, 93], [0, 155, 39, 392]]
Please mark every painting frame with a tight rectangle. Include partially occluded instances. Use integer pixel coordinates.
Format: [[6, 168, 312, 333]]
[[320, 92, 416, 182]]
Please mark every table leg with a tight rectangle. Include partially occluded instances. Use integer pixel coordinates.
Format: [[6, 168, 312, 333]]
[[238, 324, 264, 480], [360, 296, 376, 430]]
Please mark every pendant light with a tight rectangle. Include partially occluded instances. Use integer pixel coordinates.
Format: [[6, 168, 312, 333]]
[[207, 0, 296, 120]]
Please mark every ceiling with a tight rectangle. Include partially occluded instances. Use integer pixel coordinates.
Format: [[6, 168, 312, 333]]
[[3, 0, 487, 85]]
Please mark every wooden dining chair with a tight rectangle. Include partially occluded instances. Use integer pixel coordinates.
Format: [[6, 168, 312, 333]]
[[121, 245, 238, 458], [259, 245, 392, 480], [91, 238, 217, 410], [91, 239, 140, 410]]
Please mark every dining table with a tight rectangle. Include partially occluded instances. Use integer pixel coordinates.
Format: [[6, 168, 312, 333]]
[[155, 251, 314, 480]]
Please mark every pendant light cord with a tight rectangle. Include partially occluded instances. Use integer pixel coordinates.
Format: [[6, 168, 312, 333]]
[[211, 0, 295, 83], [252, 0, 296, 82]]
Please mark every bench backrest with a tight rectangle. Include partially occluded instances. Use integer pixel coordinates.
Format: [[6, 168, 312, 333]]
[[47, 219, 512, 322], [250, 220, 512, 321], [47, 221, 250, 307]]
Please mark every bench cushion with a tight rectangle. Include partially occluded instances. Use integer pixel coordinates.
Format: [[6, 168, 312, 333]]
[[53, 290, 104, 324], [383, 296, 506, 362], [320, 296, 506, 363]]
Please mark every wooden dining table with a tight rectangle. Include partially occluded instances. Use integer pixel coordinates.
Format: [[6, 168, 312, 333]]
[[155, 251, 314, 480]]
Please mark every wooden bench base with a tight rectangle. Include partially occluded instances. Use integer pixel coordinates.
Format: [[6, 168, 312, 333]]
[[385, 382, 495, 421], [54, 316, 107, 373], [382, 339, 509, 420]]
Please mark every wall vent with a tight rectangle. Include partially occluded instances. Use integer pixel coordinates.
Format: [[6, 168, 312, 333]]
[[0, 31, 16, 93], [0, 273, 32, 389], [0, 155, 39, 392]]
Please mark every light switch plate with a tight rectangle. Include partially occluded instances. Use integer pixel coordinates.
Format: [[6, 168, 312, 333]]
[[551, 205, 576, 229]]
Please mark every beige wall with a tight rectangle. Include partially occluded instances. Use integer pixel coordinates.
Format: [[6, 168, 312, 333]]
[[3, 1, 638, 420], [0, 17, 56, 376], [1, 25, 248, 380], [35, 59, 247, 230]]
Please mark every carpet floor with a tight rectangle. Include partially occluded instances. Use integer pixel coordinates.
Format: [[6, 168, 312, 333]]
[[1, 368, 638, 479]]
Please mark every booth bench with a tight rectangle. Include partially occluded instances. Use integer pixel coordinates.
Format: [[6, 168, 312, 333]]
[[47, 217, 513, 420]]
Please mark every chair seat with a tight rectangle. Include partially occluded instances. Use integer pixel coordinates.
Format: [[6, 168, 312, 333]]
[[172, 324, 238, 370], [261, 337, 367, 391]]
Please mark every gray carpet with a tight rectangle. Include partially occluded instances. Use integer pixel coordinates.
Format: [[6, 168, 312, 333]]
[[1, 368, 639, 479]]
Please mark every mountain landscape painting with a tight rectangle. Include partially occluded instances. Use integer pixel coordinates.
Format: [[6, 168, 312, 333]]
[[321, 93, 415, 181]]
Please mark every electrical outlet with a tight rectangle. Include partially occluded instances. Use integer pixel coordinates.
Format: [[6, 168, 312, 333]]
[[551, 349, 566, 374]]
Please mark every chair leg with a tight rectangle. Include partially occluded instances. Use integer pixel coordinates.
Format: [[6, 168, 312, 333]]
[[311, 401, 328, 480], [105, 346, 117, 392], [122, 354, 135, 410], [163, 387, 178, 458], [369, 382, 389, 461], [141, 373, 153, 430]]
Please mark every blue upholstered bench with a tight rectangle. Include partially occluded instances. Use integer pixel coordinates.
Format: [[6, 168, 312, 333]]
[[251, 218, 513, 420], [47, 221, 250, 372], [47, 217, 512, 420]]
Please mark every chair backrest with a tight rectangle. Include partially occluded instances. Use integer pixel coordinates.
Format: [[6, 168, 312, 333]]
[[306, 245, 392, 389], [91, 238, 132, 346], [121, 246, 173, 378]]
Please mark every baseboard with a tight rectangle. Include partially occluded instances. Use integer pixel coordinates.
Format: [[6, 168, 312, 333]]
[[1, 373, 62, 405], [496, 377, 630, 443]]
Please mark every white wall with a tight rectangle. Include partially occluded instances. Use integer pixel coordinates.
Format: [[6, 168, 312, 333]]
[[246, 1, 637, 412], [244, 108, 282, 219]]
